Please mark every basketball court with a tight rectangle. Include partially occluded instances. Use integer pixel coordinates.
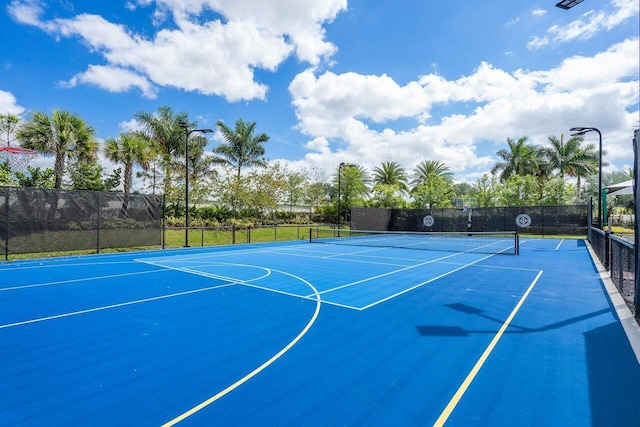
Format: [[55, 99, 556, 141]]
[[1, 233, 639, 425]]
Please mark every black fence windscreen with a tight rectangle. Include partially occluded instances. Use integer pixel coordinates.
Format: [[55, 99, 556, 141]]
[[351, 205, 587, 235], [1, 187, 163, 259]]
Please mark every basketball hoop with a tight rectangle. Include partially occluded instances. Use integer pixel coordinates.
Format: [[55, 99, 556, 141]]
[[0, 147, 38, 174]]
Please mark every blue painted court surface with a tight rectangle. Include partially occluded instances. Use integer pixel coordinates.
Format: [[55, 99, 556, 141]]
[[1, 237, 640, 426]]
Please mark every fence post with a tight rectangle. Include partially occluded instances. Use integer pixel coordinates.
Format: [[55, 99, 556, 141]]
[[4, 188, 9, 261], [162, 194, 166, 250], [96, 191, 101, 254]]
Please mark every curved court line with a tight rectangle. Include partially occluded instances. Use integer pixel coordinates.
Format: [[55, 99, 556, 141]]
[[162, 269, 323, 427], [433, 270, 543, 426]]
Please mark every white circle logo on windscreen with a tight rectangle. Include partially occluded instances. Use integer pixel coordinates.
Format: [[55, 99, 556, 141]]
[[423, 215, 435, 227], [515, 214, 532, 228]]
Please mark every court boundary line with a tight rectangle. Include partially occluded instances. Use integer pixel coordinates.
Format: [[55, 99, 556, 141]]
[[0, 268, 168, 292], [0, 283, 235, 330], [433, 269, 544, 426]]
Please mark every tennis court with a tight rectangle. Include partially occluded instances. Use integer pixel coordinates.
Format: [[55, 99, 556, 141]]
[[1, 232, 639, 425]]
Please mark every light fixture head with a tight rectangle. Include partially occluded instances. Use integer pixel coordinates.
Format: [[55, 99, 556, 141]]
[[556, 0, 584, 10]]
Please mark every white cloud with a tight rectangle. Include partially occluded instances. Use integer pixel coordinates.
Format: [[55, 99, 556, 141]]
[[0, 89, 25, 115], [8, 0, 347, 101], [289, 39, 639, 182], [7, 0, 46, 27], [531, 9, 547, 18], [60, 65, 159, 99], [529, 0, 639, 49]]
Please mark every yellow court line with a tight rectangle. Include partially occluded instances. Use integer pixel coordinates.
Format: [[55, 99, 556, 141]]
[[433, 270, 543, 426], [162, 273, 323, 426]]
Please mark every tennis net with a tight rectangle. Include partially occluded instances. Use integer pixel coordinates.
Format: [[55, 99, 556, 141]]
[[309, 228, 519, 255]]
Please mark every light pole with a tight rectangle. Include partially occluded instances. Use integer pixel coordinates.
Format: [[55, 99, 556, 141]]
[[570, 127, 603, 229], [178, 121, 214, 247]]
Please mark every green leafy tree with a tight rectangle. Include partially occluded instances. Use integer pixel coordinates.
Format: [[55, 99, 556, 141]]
[[410, 172, 455, 209], [470, 174, 500, 207], [15, 166, 55, 188], [285, 170, 309, 213], [248, 163, 288, 219], [370, 183, 407, 208], [498, 175, 538, 206], [67, 159, 121, 191], [16, 109, 98, 189], [0, 162, 11, 185], [306, 167, 329, 213], [104, 132, 153, 194], [333, 164, 370, 222], [0, 113, 20, 147]]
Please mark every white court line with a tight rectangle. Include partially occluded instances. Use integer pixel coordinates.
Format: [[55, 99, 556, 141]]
[[435, 260, 541, 273], [0, 268, 167, 292], [358, 254, 496, 310], [555, 239, 564, 250], [162, 265, 324, 426], [0, 283, 235, 330], [308, 251, 469, 298], [0, 259, 150, 272]]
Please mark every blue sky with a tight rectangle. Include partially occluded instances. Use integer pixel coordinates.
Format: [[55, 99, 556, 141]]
[[1, 0, 638, 189]]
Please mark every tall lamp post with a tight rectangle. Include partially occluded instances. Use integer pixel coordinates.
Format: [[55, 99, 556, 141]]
[[178, 121, 214, 247], [570, 127, 602, 229]]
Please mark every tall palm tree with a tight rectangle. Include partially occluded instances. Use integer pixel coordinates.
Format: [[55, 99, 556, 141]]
[[372, 161, 409, 195], [104, 132, 153, 194], [543, 134, 598, 197], [134, 106, 188, 195], [411, 160, 452, 192], [491, 136, 537, 182], [16, 109, 97, 189], [212, 118, 269, 179]]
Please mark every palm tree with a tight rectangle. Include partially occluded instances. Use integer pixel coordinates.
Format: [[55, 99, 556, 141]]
[[134, 106, 188, 196], [543, 134, 598, 197], [372, 161, 409, 195], [104, 132, 153, 194], [491, 136, 537, 181], [16, 109, 97, 189], [411, 160, 453, 192], [212, 118, 269, 179]]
